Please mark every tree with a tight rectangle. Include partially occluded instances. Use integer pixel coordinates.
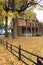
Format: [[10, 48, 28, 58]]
[[21, 8, 36, 21], [11, 0, 43, 38], [0, 0, 43, 38]]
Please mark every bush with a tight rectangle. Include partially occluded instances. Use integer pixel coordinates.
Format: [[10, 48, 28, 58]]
[[36, 34, 41, 36]]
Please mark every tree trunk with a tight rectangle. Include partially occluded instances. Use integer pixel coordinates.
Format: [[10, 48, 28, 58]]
[[5, 16, 8, 37], [12, 18, 18, 38], [11, 0, 18, 38]]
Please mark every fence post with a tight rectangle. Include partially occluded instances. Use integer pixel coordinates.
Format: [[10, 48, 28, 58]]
[[37, 57, 42, 65], [6, 41, 8, 49], [19, 45, 21, 60], [10, 44, 12, 53]]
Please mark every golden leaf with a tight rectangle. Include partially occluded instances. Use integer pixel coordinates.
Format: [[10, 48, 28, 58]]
[[13, 11, 19, 18], [1, 10, 7, 17]]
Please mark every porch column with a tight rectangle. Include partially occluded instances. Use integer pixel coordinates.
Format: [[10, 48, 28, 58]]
[[42, 27, 43, 34], [19, 27, 22, 36], [34, 28, 36, 35], [38, 23, 40, 34], [26, 20, 28, 36], [41, 27, 42, 35], [31, 23, 32, 35], [34, 23, 36, 35], [38, 27, 39, 34]]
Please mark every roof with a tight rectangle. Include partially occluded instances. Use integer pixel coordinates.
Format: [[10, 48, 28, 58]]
[[18, 18, 26, 26], [18, 16, 39, 22]]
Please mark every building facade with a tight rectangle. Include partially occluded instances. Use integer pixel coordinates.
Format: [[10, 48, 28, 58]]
[[17, 18, 43, 36]]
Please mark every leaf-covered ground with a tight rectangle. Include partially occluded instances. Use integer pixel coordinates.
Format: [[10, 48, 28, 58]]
[[0, 36, 43, 65], [0, 45, 24, 65]]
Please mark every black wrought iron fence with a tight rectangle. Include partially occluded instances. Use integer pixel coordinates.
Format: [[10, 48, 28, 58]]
[[0, 39, 43, 65]]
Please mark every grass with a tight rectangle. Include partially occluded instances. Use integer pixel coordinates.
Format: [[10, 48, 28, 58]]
[[0, 36, 43, 65]]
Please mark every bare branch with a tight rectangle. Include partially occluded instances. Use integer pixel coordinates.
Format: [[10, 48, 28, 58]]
[[15, 0, 43, 13]]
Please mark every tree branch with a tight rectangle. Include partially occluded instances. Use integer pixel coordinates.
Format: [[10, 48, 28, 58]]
[[0, 0, 43, 13], [15, 0, 43, 13]]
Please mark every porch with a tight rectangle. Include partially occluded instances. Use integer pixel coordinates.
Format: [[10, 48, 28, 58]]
[[17, 26, 42, 36]]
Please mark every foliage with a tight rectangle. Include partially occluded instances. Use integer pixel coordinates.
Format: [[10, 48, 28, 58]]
[[0, 0, 43, 18], [1, 10, 7, 17], [1, 10, 19, 18], [20, 9, 36, 21], [0, 14, 4, 25], [26, 10, 36, 21]]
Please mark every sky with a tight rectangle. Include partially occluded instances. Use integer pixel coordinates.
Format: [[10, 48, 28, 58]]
[[34, 0, 43, 22], [34, 9, 43, 22]]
